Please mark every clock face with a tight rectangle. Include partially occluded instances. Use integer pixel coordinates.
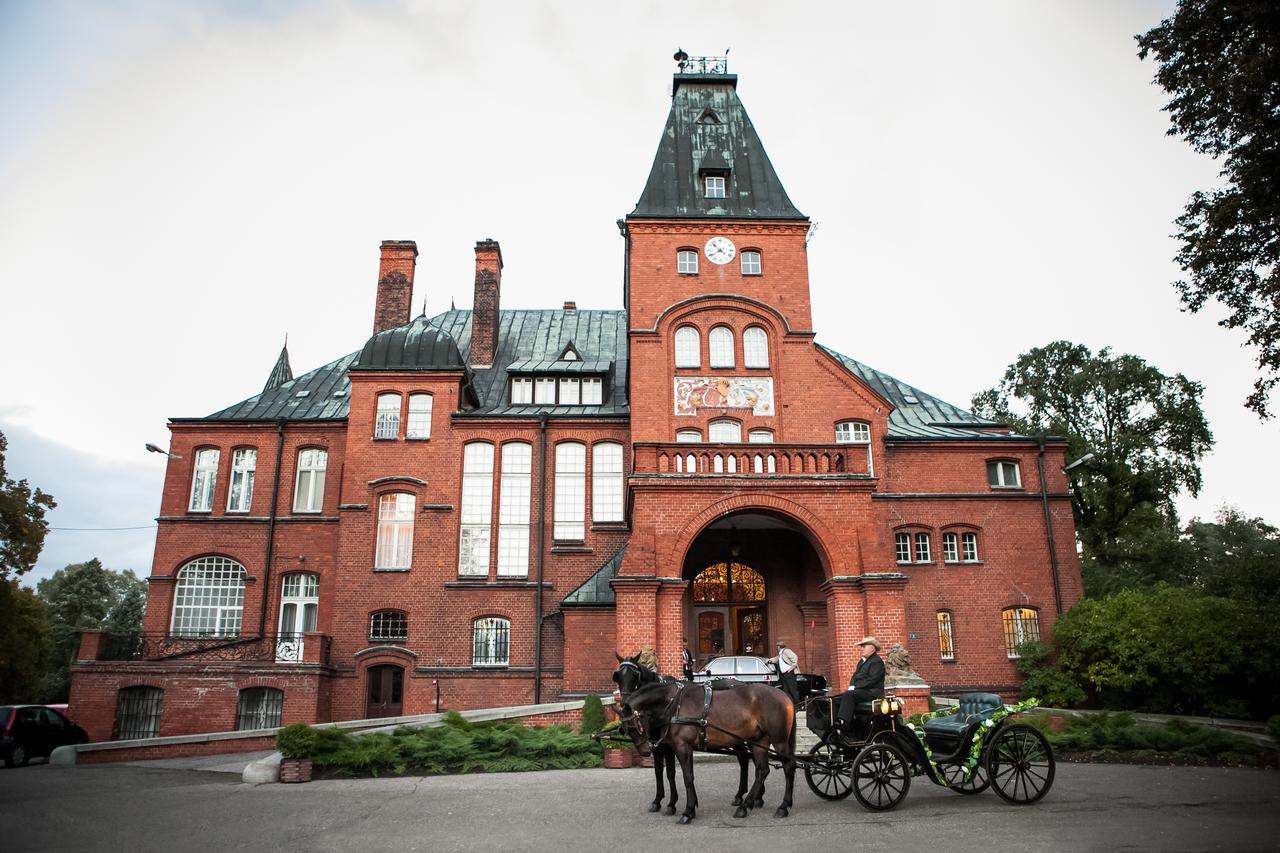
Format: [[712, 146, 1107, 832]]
[[704, 236, 736, 265]]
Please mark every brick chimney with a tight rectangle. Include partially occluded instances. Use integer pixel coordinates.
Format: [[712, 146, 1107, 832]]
[[469, 239, 503, 367], [373, 240, 417, 334]]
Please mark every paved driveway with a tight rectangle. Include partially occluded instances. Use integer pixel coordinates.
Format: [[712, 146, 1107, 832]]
[[2, 759, 1277, 852]]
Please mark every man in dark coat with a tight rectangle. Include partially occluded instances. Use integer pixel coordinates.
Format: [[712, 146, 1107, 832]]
[[681, 638, 694, 681], [834, 636, 885, 732]]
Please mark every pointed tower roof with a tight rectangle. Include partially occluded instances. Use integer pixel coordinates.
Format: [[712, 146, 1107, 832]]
[[630, 57, 805, 220], [262, 340, 293, 393]]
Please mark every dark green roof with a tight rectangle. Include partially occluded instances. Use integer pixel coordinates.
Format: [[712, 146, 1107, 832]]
[[630, 75, 805, 220], [353, 317, 466, 372], [562, 546, 626, 607]]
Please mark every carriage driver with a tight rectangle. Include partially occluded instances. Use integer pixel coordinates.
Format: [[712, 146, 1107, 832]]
[[833, 636, 885, 732]]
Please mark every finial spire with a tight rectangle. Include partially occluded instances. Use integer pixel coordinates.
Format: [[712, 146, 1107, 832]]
[[263, 337, 293, 393]]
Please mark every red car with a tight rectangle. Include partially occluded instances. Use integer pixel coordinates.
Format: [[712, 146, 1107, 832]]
[[1, 705, 88, 767]]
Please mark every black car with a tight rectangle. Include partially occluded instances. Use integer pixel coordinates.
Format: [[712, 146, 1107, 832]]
[[691, 655, 828, 700], [1, 705, 88, 767]]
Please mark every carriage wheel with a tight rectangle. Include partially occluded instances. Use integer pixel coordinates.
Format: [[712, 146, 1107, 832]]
[[803, 741, 854, 800], [985, 724, 1055, 805], [852, 743, 911, 811], [941, 760, 990, 795]]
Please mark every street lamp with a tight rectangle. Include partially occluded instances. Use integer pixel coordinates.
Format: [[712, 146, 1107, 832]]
[[145, 443, 181, 459], [1063, 452, 1096, 474]]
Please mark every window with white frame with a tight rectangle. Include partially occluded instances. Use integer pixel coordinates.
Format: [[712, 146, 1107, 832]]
[[511, 377, 533, 404], [293, 448, 327, 513], [375, 493, 415, 570], [370, 610, 408, 642], [943, 532, 959, 563], [937, 611, 955, 661], [554, 442, 586, 540], [962, 532, 979, 562], [171, 556, 246, 637], [740, 250, 761, 275], [674, 326, 701, 368], [593, 442, 624, 523], [709, 326, 734, 368], [473, 617, 510, 666], [915, 532, 932, 563], [406, 393, 433, 439], [895, 532, 911, 564], [987, 460, 1021, 489], [534, 377, 557, 405], [189, 448, 219, 512], [704, 175, 726, 199], [375, 393, 401, 439], [748, 429, 774, 443], [677, 250, 698, 275], [559, 377, 581, 405], [708, 420, 742, 443], [1002, 607, 1041, 657], [676, 429, 702, 443], [497, 443, 532, 577], [743, 327, 769, 368], [278, 573, 318, 639], [236, 687, 283, 731], [835, 421, 871, 444], [582, 377, 603, 405], [458, 443, 495, 576], [226, 448, 256, 513]]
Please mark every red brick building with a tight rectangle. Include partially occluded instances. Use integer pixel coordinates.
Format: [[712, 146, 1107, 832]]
[[70, 61, 1081, 742]]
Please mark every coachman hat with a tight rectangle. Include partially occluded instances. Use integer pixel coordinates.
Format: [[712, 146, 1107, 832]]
[[858, 636, 881, 650]]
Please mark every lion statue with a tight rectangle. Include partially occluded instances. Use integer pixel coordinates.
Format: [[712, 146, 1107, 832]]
[[884, 643, 926, 686]]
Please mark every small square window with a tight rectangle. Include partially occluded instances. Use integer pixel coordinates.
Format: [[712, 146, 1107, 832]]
[[987, 460, 1022, 488], [677, 250, 699, 275], [704, 176, 726, 199], [741, 251, 761, 275]]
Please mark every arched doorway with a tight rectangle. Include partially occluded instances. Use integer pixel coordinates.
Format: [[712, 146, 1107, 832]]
[[691, 562, 768, 658]]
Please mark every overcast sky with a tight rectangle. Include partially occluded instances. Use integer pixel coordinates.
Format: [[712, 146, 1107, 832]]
[[2, 0, 1275, 586]]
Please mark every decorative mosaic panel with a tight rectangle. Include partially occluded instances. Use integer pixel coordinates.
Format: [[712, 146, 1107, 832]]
[[674, 376, 774, 416]]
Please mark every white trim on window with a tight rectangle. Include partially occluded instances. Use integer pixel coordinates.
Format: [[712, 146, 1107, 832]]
[[708, 420, 742, 443], [674, 326, 701, 368], [915, 532, 932, 563], [581, 377, 603, 405], [370, 610, 408, 642], [676, 429, 702, 444], [459, 443, 495, 576], [171, 556, 245, 637], [497, 443, 532, 577], [511, 377, 533, 405], [558, 377, 581, 406], [293, 448, 327, 513], [227, 448, 256, 513], [406, 394, 433, 439], [743, 327, 768, 368], [747, 429, 774, 443], [740, 250, 761, 275], [677, 250, 698, 275], [375, 493, 415, 570], [709, 326, 734, 368], [942, 532, 959, 563], [962, 532, 980, 562], [534, 377, 557, 405], [592, 442, 625, 523], [189, 448, 219, 512], [375, 393, 401, 439], [704, 175, 726, 199], [473, 617, 510, 667], [554, 442, 587, 540], [987, 460, 1022, 489], [895, 532, 911, 564], [1002, 607, 1041, 658]]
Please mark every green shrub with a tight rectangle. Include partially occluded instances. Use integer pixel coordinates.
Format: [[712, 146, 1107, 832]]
[[1046, 711, 1256, 760], [276, 723, 318, 759], [580, 694, 606, 736], [1014, 640, 1086, 709]]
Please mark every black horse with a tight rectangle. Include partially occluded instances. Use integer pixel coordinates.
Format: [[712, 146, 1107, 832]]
[[614, 655, 797, 824], [611, 654, 751, 816]]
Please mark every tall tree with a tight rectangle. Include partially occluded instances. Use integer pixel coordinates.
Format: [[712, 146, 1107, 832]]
[[0, 430, 56, 579], [1137, 1, 1280, 418], [0, 579, 49, 703], [972, 341, 1212, 585]]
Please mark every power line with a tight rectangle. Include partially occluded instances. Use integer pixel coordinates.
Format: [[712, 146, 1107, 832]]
[[48, 525, 157, 531]]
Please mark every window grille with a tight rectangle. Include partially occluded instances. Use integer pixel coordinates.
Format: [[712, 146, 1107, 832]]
[[937, 612, 955, 661], [743, 327, 769, 367], [458, 443, 495, 575], [375, 393, 401, 439], [708, 420, 741, 443], [114, 686, 163, 740], [189, 448, 219, 512], [592, 443, 625, 523], [406, 394, 433, 439], [962, 532, 979, 562], [677, 250, 698, 274], [554, 442, 586, 540], [915, 532, 932, 563], [895, 532, 911, 564], [473, 617, 510, 666], [293, 448, 327, 513], [227, 448, 256, 513], [497, 443, 532, 577], [674, 326, 701, 367], [1002, 607, 1041, 657], [375, 493, 415, 570], [704, 175, 726, 198], [943, 532, 959, 563], [370, 610, 408, 642], [741, 250, 761, 275], [987, 460, 1021, 488], [236, 687, 283, 731], [171, 556, 246, 637], [709, 326, 734, 367]]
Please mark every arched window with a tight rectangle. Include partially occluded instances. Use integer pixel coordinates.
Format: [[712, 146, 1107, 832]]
[[677, 249, 699, 275], [592, 442, 625, 523], [709, 326, 734, 368], [114, 686, 163, 740], [188, 448, 219, 512], [473, 617, 510, 666], [236, 687, 283, 731], [227, 448, 256, 513], [748, 429, 774, 443], [835, 420, 874, 476], [293, 448, 327, 513], [676, 429, 702, 443], [406, 393, 433, 439], [498, 442, 532, 577], [1001, 607, 1041, 658], [691, 562, 766, 603], [740, 250, 762, 276], [375, 493, 415, 570], [375, 393, 401, 439], [742, 327, 769, 368], [937, 612, 955, 661], [459, 442, 495, 576], [554, 442, 586, 540], [370, 610, 408, 642], [674, 326, 701, 368], [171, 556, 246, 637], [708, 419, 742, 443]]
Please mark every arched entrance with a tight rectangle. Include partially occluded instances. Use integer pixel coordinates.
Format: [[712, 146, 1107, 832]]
[[682, 510, 830, 679]]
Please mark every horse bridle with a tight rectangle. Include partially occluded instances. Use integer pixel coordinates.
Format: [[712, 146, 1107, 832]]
[[615, 661, 672, 751]]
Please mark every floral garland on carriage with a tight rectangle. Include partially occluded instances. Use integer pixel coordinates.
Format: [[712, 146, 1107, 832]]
[[903, 697, 1040, 783]]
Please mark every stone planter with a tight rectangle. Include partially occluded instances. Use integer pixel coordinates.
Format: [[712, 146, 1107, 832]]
[[279, 757, 313, 783], [603, 748, 635, 769]]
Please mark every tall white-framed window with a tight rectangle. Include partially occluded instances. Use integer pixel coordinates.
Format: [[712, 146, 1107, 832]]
[[189, 448, 219, 512], [554, 442, 586, 540], [534, 377, 557, 405], [511, 377, 533, 405], [962, 532, 980, 562], [987, 460, 1022, 489], [942, 532, 960, 563], [704, 175, 726, 199], [937, 611, 955, 661], [674, 326, 701, 368], [677, 250, 699, 275], [170, 556, 245, 637], [895, 532, 912, 564], [497, 442, 532, 577], [370, 610, 408, 642], [582, 377, 603, 405], [915, 532, 932, 563], [740, 250, 761, 275], [236, 687, 283, 731], [293, 448, 327, 513], [406, 393, 433, 439], [375, 493, 415, 570], [559, 377, 581, 405], [835, 420, 874, 476], [459, 442, 495, 576], [592, 442, 625, 523], [676, 429, 702, 443], [709, 326, 735, 368], [473, 617, 510, 667], [374, 393, 401, 439], [743, 327, 769, 368], [708, 420, 742, 443], [748, 429, 774, 443], [277, 573, 318, 638], [1002, 607, 1041, 658], [226, 448, 256, 513]]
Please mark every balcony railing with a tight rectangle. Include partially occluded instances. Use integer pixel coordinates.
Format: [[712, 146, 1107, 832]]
[[632, 442, 873, 478], [100, 632, 331, 666]]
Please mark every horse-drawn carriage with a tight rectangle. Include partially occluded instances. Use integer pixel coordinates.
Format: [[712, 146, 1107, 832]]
[[801, 691, 1054, 810]]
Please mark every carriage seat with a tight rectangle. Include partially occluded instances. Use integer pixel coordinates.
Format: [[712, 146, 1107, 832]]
[[922, 693, 1004, 736]]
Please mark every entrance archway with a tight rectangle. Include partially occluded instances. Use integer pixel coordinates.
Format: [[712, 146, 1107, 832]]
[[691, 561, 768, 657]]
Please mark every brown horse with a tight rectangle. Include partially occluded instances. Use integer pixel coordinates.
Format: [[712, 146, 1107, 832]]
[[620, 673, 797, 824]]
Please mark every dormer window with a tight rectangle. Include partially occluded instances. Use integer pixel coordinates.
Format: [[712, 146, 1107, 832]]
[[704, 176, 726, 199]]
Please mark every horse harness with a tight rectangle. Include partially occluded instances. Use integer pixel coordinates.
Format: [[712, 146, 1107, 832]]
[[667, 681, 717, 751]]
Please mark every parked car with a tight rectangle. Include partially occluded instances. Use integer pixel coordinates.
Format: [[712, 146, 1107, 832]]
[[691, 655, 828, 700], [1, 705, 88, 767]]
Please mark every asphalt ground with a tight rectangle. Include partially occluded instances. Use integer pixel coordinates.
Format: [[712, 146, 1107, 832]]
[[1, 758, 1277, 853]]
